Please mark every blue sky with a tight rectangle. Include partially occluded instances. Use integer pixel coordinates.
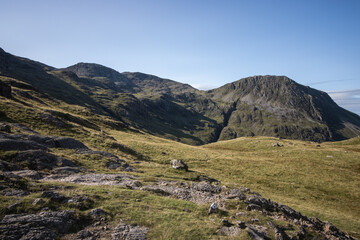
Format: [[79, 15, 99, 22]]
[[1, 0, 360, 114]]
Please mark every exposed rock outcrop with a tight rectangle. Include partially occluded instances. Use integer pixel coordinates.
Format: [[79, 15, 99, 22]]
[[0, 210, 76, 240]]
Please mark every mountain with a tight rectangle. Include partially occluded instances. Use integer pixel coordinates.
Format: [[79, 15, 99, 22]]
[[1, 48, 360, 144], [209, 75, 360, 141]]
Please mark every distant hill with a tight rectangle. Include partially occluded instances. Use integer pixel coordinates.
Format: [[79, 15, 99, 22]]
[[1, 47, 359, 144]]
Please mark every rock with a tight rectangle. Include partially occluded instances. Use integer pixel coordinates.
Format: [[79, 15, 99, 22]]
[[0, 81, 11, 98], [0, 188, 29, 196], [26, 134, 88, 149], [0, 210, 75, 239], [247, 195, 276, 211], [7, 202, 21, 211], [225, 188, 246, 200], [121, 180, 142, 189], [6, 170, 42, 180], [10, 123, 39, 134], [273, 142, 283, 147], [142, 187, 171, 196], [267, 221, 289, 240], [236, 221, 246, 229], [235, 212, 246, 217], [112, 222, 149, 240], [41, 191, 68, 203], [247, 225, 270, 240], [39, 113, 67, 128], [42, 173, 137, 186], [192, 181, 222, 193], [75, 149, 136, 172], [77, 229, 93, 239], [0, 159, 22, 171], [67, 195, 93, 210], [51, 136, 88, 149], [15, 149, 75, 170], [0, 138, 47, 151], [0, 123, 11, 133], [170, 159, 188, 171], [106, 159, 135, 172], [246, 204, 263, 211], [88, 208, 108, 221], [222, 219, 233, 227], [208, 202, 218, 214], [219, 226, 242, 236], [32, 198, 45, 206], [277, 204, 303, 220], [51, 166, 82, 175]]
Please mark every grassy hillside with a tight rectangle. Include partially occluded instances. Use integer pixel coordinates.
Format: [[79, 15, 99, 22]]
[[105, 130, 360, 237], [3, 83, 358, 236]]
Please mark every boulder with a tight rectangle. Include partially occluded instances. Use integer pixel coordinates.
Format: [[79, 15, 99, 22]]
[[170, 159, 188, 171], [208, 202, 218, 214]]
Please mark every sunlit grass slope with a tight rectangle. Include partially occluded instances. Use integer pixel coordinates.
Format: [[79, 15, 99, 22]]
[[108, 130, 360, 236]]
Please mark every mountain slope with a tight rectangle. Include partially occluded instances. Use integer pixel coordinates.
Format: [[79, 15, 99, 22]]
[[1, 47, 360, 144], [209, 75, 360, 141]]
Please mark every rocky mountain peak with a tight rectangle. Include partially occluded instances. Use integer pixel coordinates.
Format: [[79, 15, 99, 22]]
[[65, 62, 123, 79]]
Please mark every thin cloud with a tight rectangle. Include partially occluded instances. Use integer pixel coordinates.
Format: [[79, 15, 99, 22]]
[[328, 89, 360, 115], [307, 78, 358, 86]]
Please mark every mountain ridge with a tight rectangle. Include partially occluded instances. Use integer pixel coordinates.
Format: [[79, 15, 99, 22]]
[[1, 48, 360, 144]]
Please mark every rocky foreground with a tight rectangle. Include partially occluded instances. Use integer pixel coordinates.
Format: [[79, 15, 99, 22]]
[[0, 123, 356, 239]]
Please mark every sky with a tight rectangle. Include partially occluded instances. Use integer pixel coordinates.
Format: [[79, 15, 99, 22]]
[[1, 0, 360, 114]]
